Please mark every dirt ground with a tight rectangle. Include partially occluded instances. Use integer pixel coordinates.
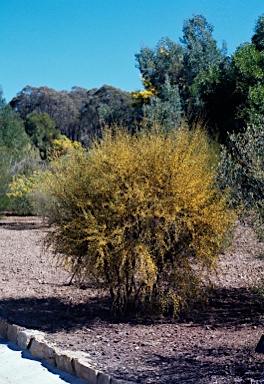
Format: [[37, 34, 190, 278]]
[[0, 215, 264, 383]]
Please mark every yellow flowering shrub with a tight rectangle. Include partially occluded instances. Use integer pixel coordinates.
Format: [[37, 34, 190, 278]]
[[7, 136, 84, 214], [43, 126, 235, 316], [7, 170, 52, 215], [8, 171, 38, 214], [47, 135, 84, 160]]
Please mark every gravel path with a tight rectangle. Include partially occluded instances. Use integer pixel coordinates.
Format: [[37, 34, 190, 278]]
[[0, 216, 264, 383]]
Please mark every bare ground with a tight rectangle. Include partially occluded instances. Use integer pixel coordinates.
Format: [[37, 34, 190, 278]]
[[0, 215, 264, 383]]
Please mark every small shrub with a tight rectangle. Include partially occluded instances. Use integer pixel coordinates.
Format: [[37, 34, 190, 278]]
[[43, 125, 235, 316], [47, 135, 84, 160], [7, 169, 50, 215], [7, 136, 84, 215]]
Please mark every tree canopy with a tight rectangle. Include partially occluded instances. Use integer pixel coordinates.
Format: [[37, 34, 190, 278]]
[[10, 85, 137, 147]]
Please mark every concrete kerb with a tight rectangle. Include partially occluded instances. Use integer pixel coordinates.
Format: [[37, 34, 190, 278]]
[[0, 317, 128, 384]]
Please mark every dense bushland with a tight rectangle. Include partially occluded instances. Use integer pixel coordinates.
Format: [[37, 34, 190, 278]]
[[40, 126, 234, 315]]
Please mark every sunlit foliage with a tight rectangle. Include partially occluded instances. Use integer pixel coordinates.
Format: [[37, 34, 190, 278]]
[[24, 112, 61, 160], [47, 135, 84, 160]]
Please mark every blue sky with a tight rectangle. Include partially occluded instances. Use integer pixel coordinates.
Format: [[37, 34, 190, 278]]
[[1, 0, 264, 102]]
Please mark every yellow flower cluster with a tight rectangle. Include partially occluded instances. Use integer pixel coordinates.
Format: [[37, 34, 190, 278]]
[[48, 135, 84, 160], [8, 171, 41, 198]]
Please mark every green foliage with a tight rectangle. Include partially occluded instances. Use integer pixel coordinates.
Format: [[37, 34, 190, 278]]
[[41, 126, 234, 316], [0, 90, 39, 212], [0, 103, 29, 152], [143, 76, 183, 131], [231, 42, 264, 128], [181, 15, 225, 86], [252, 14, 264, 52], [135, 37, 184, 96], [24, 112, 60, 159], [135, 15, 228, 139], [218, 122, 264, 238], [191, 17, 264, 140]]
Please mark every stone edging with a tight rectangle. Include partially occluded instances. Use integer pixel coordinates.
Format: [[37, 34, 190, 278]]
[[0, 317, 126, 384]]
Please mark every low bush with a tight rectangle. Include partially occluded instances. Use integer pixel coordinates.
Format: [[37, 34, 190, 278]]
[[42, 126, 235, 316], [7, 135, 84, 215], [7, 169, 49, 215]]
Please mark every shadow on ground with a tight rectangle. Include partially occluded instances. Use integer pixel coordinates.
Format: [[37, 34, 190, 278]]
[[137, 346, 264, 383], [0, 287, 264, 383], [0, 220, 49, 231], [0, 286, 263, 333]]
